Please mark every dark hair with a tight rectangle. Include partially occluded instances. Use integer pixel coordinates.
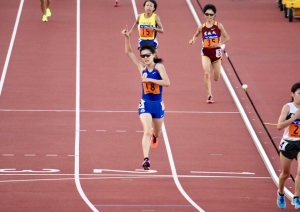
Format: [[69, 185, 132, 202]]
[[140, 44, 163, 63], [203, 4, 216, 14], [291, 82, 300, 101], [143, 0, 157, 12]]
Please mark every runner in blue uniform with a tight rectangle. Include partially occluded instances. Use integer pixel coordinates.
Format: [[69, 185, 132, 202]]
[[121, 27, 170, 170]]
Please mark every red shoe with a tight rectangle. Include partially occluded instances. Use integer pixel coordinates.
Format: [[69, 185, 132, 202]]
[[114, 2, 119, 7], [150, 134, 158, 148], [206, 95, 214, 104]]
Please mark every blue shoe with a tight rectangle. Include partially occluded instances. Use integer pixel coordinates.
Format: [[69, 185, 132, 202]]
[[142, 158, 150, 170], [293, 197, 300, 209], [277, 191, 286, 209]]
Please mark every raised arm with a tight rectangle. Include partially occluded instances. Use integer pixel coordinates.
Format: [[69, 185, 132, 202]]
[[121, 28, 144, 72]]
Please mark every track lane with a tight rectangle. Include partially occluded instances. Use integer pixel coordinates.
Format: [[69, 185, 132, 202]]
[[0, 0, 298, 211], [79, 0, 204, 211], [0, 1, 20, 81], [154, 0, 278, 210], [0, 1, 92, 211]]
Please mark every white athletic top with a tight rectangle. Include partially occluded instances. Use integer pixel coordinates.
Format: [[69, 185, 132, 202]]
[[282, 103, 300, 141]]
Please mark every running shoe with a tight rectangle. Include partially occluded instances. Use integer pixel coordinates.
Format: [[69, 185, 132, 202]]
[[42, 14, 48, 22], [114, 2, 119, 7], [150, 134, 158, 148], [277, 190, 286, 209], [292, 197, 296, 205], [206, 95, 214, 103], [292, 197, 300, 209], [142, 158, 150, 170], [46, 8, 51, 17]]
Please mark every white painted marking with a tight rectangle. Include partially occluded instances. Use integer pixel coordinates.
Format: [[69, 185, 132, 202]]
[[133, 2, 204, 211], [0, 175, 273, 183], [2, 154, 14, 156], [116, 130, 126, 132], [96, 130, 106, 132], [0, 109, 239, 114], [74, 1, 98, 211], [0, 0, 24, 96], [162, 124, 204, 211], [94, 169, 157, 174], [24, 154, 36, 157], [0, 169, 60, 173], [46, 154, 58, 157], [187, 0, 293, 202], [191, 171, 255, 175]]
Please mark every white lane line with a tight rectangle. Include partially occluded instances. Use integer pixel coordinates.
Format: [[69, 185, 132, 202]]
[[186, 0, 293, 202], [46, 154, 58, 157], [24, 154, 36, 157], [116, 130, 126, 132], [162, 124, 205, 212], [0, 0, 24, 96], [0, 168, 60, 173], [96, 130, 106, 132], [0, 109, 239, 114], [93, 169, 157, 174], [191, 171, 255, 175], [0, 174, 271, 178], [0, 175, 273, 184], [74, 1, 97, 211], [130, 1, 204, 211], [2, 154, 14, 156]]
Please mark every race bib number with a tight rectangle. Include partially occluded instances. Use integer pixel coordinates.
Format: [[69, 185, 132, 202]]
[[143, 82, 160, 94], [138, 99, 145, 109], [216, 49, 222, 57], [279, 140, 288, 151], [203, 37, 219, 48], [139, 25, 154, 38], [289, 123, 300, 138], [161, 101, 165, 111]]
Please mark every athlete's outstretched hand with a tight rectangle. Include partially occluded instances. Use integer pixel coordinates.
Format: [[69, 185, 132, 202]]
[[121, 25, 130, 37], [189, 39, 195, 45], [121, 29, 129, 36]]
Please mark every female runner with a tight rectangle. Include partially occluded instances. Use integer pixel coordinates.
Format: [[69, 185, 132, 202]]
[[121, 27, 170, 170]]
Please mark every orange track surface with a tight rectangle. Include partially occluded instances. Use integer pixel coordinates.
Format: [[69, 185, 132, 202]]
[[0, 0, 299, 211]]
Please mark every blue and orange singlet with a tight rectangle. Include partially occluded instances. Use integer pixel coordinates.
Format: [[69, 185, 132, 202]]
[[141, 64, 162, 101]]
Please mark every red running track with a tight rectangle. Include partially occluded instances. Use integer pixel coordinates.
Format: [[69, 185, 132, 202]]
[[0, 0, 299, 211]]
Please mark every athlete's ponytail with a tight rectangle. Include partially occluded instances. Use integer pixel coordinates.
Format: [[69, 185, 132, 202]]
[[154, 57, 163, 63]]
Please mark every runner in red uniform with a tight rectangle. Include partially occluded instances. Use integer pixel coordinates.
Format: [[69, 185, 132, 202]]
[[189, 4, 230, 103]]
